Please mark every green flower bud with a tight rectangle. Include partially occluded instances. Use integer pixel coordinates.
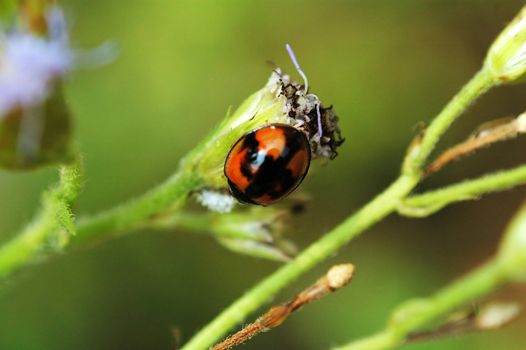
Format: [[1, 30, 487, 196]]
[[485, 5, 526, 83], [193, 72, 291, 187], [189, 69, 343, 188], [208, 205, 298, 261], [498, 201, 526, 281]]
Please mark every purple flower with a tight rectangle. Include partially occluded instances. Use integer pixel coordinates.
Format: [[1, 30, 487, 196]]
[[0, 32, 72, 115]]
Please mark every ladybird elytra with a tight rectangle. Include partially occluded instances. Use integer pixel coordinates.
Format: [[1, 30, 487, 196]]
[[224, 124, 311, 206]]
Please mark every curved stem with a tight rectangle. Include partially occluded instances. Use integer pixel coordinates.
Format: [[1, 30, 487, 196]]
[[334, 258, 508, 350], [181, 65, 500, 350], [181, 175, 418, 350], [0, 156, 82, 280], [72, 170, 202, 246], [336, 197, 526, 350], [402, 164, 526, 215], [403, 68, 495, 174]]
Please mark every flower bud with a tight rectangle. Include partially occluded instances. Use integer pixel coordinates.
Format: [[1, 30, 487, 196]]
[[485, 5, 526, 83], [212, 206, 298, 261]]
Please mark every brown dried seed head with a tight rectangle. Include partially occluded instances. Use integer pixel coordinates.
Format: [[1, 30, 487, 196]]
[[327, 264, 355, 289]]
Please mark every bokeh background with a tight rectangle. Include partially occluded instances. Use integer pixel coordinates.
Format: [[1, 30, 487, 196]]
[[1, 0, 526, 349]]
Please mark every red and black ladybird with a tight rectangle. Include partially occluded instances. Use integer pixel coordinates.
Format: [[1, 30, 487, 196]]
[[224, 124, 311, 206]]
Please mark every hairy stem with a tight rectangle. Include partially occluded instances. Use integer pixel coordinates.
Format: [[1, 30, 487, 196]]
[[213, 264, 355, 350], [0, 157, 82, 280], [73, 170, 202, 246], [181, 175, 418, 350]]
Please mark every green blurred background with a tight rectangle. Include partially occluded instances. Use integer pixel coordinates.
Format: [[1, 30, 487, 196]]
[[1, 0, 526, 349]]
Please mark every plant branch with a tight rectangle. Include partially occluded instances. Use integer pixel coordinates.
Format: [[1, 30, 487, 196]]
[[333, 258, 509, 350], [181, 62, 498, 350], [334, 196, 526, 350], [72, 170, 202, 246], [0, 154, 82, 280], [403, 68, 495, 175], [425, 113, 526, 176], [180, 175, 418, 350], [212, 264, 355, 350], [400, 164, 526, 217]]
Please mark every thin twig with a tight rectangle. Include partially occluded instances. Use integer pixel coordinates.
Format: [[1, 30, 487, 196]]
[[425, 113, 526, 176], [181, 175, 417, 350], [212, 264, 355, 350]]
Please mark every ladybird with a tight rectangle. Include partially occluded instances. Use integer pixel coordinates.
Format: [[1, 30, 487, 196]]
[[224, 124, 311, 206]]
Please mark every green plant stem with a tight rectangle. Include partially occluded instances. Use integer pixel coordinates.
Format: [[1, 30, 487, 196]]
[[0, 40, 502, 349], [165, 212, 213, 232], [337, 195, 526, 350], [72, 170, 202, 246], [334, 258, 508, 350], [180, 174, 418, 350], [0, 158, 82, 280], [401, 164, 526, 216], [181, 64, 498, 350], [404, 68, 495, 174]]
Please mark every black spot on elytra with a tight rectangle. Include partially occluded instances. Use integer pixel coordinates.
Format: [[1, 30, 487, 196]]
[[227, 178, 257, 204], [239, 132, 259, 181], [228, 125, 310, 205]]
